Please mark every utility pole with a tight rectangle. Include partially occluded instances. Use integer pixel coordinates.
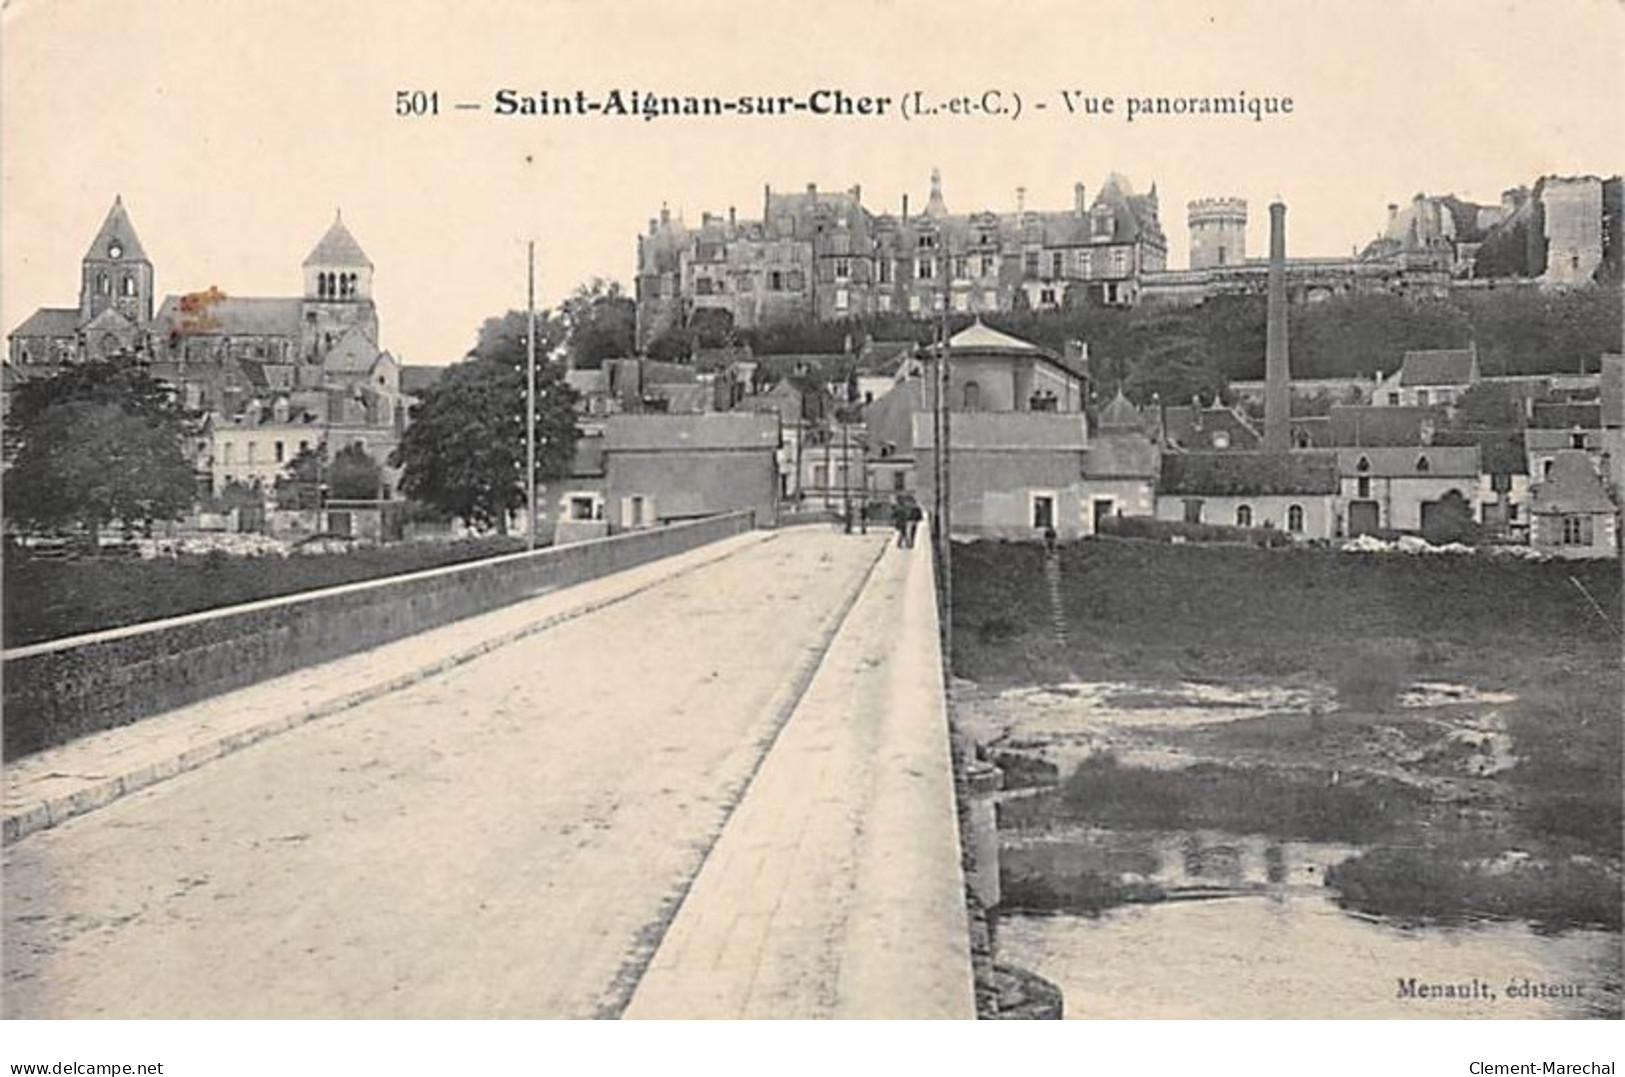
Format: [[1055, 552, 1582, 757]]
[[527, 241, 538, 551], [939, 247, 952, 663]]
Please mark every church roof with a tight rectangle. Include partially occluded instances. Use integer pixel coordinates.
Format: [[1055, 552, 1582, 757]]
[[10, 307, 80, 339], [84, 196, 150, 263], [303, 212, 373, 268], [153, 295, 303, 338]]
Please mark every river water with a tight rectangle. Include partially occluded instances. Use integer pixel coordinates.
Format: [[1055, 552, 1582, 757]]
[[997, 829, 1623, 1020]]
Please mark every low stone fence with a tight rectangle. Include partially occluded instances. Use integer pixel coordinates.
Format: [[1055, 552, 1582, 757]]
[[3, 512, 755, 759]]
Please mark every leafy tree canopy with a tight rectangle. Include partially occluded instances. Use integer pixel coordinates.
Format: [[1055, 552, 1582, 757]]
[[4, 401, 197, 540], [389, 336, 579, 532]]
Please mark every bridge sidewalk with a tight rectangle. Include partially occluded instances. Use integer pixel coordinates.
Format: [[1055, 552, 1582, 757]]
[[2, 530, 775, 844], [623, 533, 976, 1019]]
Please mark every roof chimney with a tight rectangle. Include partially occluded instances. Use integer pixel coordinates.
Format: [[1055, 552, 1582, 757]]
[[1016, 186, 1027, 216], [1075, 183, 1087, 215], [851, 184, 862, 203], [729, 205, 736, 227], [902, 193, 909, 220], [1264, 200, 1291, 453]]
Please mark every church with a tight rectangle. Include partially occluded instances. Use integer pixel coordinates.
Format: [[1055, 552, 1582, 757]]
[[6, 198, 406, 498]]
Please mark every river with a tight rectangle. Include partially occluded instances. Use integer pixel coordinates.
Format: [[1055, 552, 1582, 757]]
[[997, 829, 1623, 1020]]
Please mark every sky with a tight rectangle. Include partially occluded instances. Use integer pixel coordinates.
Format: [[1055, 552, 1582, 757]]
[[3, 0, 1621, 367]]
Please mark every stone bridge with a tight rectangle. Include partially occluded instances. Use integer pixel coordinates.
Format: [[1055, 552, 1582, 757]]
[[2, 522, 982, 1019]]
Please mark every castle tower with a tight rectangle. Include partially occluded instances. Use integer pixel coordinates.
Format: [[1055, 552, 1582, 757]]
[[1188, 197, 1247, 270], [79, 196, 155, 325], [300, 211, 379, 368]]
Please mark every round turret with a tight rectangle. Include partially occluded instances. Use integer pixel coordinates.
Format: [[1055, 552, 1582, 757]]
[[1188, 197, 1248, 270]]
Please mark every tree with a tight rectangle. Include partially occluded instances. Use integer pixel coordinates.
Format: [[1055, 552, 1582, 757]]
[[275, 445, 325, 510], [328, 444, 383, 500], [4, 356, 200, 544], [4, 401, 197, 543], [559, 278, 637, 368], [390, 330, 579, 532]]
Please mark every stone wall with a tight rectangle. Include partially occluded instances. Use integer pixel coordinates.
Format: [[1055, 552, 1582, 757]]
[[3, 512, 754, 759]]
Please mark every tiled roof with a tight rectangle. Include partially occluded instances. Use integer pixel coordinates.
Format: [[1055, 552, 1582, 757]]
[[1156, 404, 1261, 451], [10, 308, 81, 338], [1160, 451, 1339, 497], [949, 320, 1045, 355], [1529, 401, 1601, 430], [1327, 405, 1443, 446], [1096, 391, 1143, 430], [564, 369, 607, 396], [1431, 429, 1528, 475], [1531, 451, 1615, 514], [605, 412, 780, 451], [302, 213, 372, 268], [322, 325, 380, 375], [1399, 349, 1477, 387], [154, 295, 303, 338], [1335, 446, 1480, 478], [861, 379, 923, 457]]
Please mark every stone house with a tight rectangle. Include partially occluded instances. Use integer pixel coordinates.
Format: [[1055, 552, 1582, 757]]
[[1156, 452, 1340, 539], [1372, 348, 1481, 409], [1529, 450, 1617, 557], [1335, 446, 1482, 536], [601, 413, 780, 531]]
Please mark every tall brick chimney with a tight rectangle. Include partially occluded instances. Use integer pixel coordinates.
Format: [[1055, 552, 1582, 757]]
[[1264, 200, 1291, 452]]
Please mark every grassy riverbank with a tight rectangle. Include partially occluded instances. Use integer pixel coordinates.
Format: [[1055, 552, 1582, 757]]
[[956, 538, 1623, 931]]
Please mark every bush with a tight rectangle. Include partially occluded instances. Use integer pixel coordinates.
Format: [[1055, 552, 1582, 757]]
[[1097, 515, 1294, 548]]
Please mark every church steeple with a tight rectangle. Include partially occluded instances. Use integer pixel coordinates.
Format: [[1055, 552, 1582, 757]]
[[79, 195, 154, 325], [302, 210, 374, 301]]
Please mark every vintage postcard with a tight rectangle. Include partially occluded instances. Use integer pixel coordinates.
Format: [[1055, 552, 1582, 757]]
[[2, 0, 1621, 1068]]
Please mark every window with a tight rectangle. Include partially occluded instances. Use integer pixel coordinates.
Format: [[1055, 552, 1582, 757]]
[[978, 255, 996, 277], [1023, 251, 1040, 276], [1387, 392, 1401, 405], [953, 256, 967, 280], [275, 441, 285, 463], [878, 259, 893, 284], [892, 472, 906, 492], [908, 295, 921, 314], [1217, 246, 1228, 266], [786, 270, 805, 291], [878, 295, 892, 313], [1183, 499, 1204, 524], [1287, 504, 1305, 533], [568, 495, 599, 521], [1111, 248, 1129, 275], [916, 257, 936, 280], [1050, 252, 1065, 278], [1561, 515, 1593, 545], [98, 272, 110, 295], [1416, 390, 1430, 406], [223, 443, 234, 466], [963, 381, 981, 410], [953, 292, 969, 312], [834, 288, 849, 313], [1040, 288, 1057, 306], [1357, 476, 1371, 499], [834, 258, 851, 279], [1543, 459, 1554, 478], [1416, 455, 1431, 473], [769, 270, 784, 291], [1571, 432, 1586, 450], [917, 233, 937, 249], [122, 275, 136, 297], [1031, 494, 1056, 530], [1212, 431, 1230, 449], [1236, 505, 1253, 527], [1080, 251, 1093, 279]]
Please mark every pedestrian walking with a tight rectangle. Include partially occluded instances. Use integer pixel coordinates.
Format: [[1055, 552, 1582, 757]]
[[891, 498, 909, 548], [905, 498, 923, 548]]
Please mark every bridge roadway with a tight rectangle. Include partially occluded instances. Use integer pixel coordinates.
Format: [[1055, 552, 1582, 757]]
[[2, 526, 975, 1019]]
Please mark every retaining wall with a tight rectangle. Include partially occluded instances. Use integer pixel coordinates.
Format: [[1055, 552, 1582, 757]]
[[3, 513, 754, 759]]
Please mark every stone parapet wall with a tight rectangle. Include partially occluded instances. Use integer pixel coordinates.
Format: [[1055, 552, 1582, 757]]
[[3, 513, 754, 759]]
